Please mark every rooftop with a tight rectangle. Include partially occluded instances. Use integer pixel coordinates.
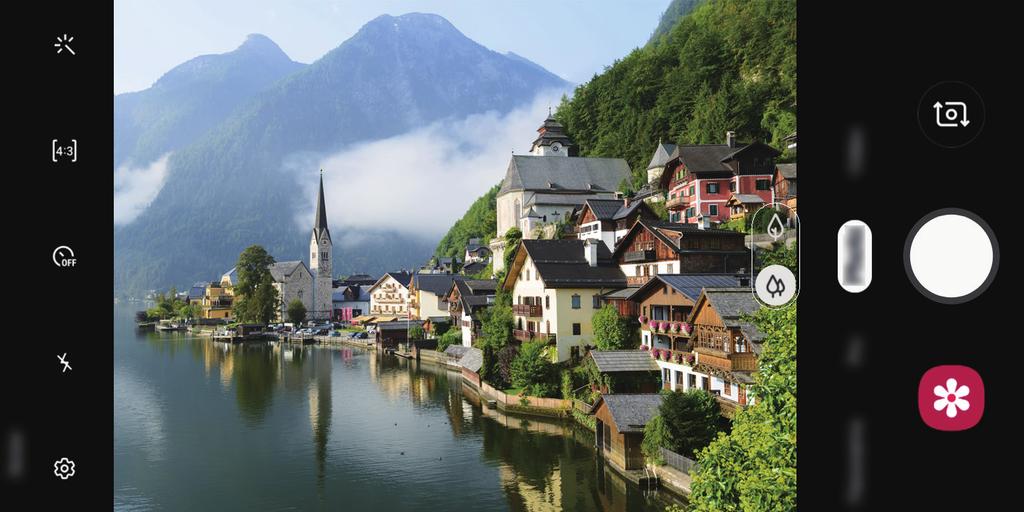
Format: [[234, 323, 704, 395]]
[[595, 393, 663, 433], [499, 155, 630, 196], [509, 239, 626, 289], [590, 350, 660, 373]]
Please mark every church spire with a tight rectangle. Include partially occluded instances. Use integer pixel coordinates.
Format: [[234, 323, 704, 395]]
[[313, 170, 331, 241]]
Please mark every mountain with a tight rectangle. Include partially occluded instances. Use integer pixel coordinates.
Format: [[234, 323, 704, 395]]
[[114, 13, 570, 294], [647, 0, 703, 46], [115, 34, 306, 169]]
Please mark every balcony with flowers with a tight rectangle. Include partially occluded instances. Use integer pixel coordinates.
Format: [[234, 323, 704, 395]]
[[641, 345, 696, 367]]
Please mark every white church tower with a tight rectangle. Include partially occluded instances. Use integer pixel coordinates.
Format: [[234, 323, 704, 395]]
[[309, 171, 334, 320]]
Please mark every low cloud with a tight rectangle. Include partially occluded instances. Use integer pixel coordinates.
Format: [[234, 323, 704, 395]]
[[114, 154, 171, 225], [293, 90, 569, 238]]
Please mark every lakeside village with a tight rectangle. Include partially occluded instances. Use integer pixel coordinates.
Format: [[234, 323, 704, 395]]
[[136, 115, 797, 498]]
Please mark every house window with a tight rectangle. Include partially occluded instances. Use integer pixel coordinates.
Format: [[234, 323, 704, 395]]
[[321, 252, 328, 260], [708, 204, 719, 216], [667, 263, 674, 273], [642, 306, 647, 316], [546, 320, 550, 334], [689, 185, 695, 196], [729, 182, 736, 192], [756, 179, 771, 190], [526, 270, 530, 281], [593, 295, 601, 309], [572, 323, 581, 335], [635, 265, 642, 277], [571, 294, 581, 309], [707, 183, 719, 194], [545, 295, 550, 309]]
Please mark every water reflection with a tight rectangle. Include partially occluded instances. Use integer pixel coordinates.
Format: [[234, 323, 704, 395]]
[[118, 316, 682, 512]]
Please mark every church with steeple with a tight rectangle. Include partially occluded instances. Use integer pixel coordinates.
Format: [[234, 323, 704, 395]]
[[309, 172, 334, 320]]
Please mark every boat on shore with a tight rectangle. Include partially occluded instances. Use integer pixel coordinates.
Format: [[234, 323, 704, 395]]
[[155, 321, 186, 332]]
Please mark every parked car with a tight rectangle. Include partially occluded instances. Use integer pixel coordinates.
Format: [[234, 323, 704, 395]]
[[353, 331, 368, 339], [330, 331, 341, 337]]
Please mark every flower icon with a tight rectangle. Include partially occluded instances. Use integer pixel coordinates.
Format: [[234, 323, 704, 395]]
[[933, 378, 970, 418]]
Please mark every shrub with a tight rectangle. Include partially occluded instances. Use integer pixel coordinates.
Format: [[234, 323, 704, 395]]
[[510, 341, 554, 391], [436, 328, 462, 353], [496, 345, 520, 387], [561, 369, 574, 400], [407, 325, 426, 340], [642, 414, 670, 465], [660, 389, 721, 457]]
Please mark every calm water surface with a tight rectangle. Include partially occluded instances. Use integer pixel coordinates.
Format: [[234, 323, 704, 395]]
[[114, 306, 684, 511]]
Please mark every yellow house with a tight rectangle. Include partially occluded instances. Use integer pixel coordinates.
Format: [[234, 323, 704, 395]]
[[201, 282, 234, 320], [502, 239, 626, 362], [409, 273, 465, 324]]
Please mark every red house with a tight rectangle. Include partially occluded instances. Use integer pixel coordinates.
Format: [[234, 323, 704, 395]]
[[660, 131, 781, 225]]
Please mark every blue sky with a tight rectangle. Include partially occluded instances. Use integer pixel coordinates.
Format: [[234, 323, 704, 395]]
[[114, 0, 671, 94]]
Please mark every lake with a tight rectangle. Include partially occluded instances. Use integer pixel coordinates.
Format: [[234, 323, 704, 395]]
[[114, 306, 684, 511]]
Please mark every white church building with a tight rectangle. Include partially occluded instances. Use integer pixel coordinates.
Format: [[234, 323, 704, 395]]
[[490, 114, 631, 273]]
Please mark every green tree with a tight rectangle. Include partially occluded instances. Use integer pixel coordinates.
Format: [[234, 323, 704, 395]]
[[436, 328, 462, 353], [641, 414, 671, 465], [496, 345, 520, 388], [478, 289, 513, 350], [592, 304, 632, 350], [690, 305, 796, 511], [502, 227, 522, 271], [509, 340, 554, 390], [286, 299, 307, 325], [660, 388, 720, 457], [233, 245, 279, 324], [408, 325, 425, 340], [177, 302, 201, 321]]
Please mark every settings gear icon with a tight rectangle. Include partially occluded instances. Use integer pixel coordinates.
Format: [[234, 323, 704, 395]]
[[54, 457, 76, 480]]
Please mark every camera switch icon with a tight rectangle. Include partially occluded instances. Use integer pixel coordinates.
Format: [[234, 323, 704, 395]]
[[933, 101, 970, 128]]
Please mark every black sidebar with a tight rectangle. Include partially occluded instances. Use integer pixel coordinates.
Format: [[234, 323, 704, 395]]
[[800, 3, 1017, 510], [2, 1, 112, 505]]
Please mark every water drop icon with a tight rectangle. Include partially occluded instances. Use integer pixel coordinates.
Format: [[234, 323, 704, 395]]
[[768, 213, 785, 240]]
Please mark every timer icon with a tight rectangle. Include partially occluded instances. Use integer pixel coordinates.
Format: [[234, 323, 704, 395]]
[[53, 246, 76, 268]]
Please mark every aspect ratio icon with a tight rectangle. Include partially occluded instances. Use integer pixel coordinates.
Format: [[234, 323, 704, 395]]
[[53, 246, 76, 268], [52, 139, 77, 163]]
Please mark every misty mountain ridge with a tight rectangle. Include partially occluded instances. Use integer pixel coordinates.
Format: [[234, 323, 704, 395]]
[[114, 13, 570, 295], [115, 34, 306, 169]]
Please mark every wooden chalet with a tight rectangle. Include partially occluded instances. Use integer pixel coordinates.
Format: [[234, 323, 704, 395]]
[[611, 219, 747, 287], [627, 274, 747, 358]]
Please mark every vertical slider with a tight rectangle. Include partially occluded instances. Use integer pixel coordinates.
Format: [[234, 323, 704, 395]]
[[838, 220, 871, 293]]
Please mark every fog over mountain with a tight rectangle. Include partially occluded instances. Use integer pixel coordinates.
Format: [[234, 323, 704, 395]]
[[114, 13, 571, 294]]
